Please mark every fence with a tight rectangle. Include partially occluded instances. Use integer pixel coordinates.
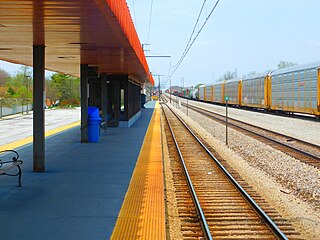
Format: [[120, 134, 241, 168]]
[[0, 98, 33, 118]]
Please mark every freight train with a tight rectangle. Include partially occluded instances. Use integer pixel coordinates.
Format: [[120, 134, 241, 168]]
[[197, 61, 320, 117]]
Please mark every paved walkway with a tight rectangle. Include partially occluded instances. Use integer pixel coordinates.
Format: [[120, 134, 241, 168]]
[[0, 102, 156, 239], [0, 108, 80, 146]]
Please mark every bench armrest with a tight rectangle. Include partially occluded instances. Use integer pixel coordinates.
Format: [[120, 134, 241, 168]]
[[0, 150, 21, 167]]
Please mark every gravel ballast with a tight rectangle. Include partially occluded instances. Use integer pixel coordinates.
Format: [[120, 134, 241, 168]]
[[162, 95, 320, 239], [179, 97, 320, 145]]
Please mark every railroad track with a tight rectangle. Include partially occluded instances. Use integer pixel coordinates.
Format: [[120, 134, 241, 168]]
[[164, 95, 320, 168], [162, 102, 301, 239]]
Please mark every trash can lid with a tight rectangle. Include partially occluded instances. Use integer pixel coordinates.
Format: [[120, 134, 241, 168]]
[[88, 106, 99, 117]]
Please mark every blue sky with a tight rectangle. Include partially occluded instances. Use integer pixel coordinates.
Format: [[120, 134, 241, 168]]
[[1, 0, 319, 87], [127, 0, 320, 87]]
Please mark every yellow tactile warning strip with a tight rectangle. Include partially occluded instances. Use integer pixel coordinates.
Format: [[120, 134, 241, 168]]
[[111, 102, 165, 240], [0, 121, 80, 152]]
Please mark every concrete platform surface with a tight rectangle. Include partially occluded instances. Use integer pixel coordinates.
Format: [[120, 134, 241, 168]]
[[0, 101, 156, 240], [0, 108, 80, 146]]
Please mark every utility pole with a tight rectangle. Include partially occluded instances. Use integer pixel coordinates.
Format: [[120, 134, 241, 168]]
[[151, 73, 164, 101], [0, 98, 2, 119], [158, 75, 160, 100], [26, 75, 30, 114], [225, 96, 229, 145], [170, 78, 172, 103]]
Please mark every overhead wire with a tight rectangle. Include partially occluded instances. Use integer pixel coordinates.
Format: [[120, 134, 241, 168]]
[[169, 0, 221, 79], [131, 0, 137, 27], [171, 0, 207, 68], [146, 0, 154, 43]]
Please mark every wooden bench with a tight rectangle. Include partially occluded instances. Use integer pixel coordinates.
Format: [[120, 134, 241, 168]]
[[0, 150, 23, 187]]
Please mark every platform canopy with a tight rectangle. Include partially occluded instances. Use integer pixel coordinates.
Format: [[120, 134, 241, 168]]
[[0, 0, 154, 84]]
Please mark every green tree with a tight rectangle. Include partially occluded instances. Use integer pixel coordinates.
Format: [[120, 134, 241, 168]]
[[46, 77, 59, 102], [5, 66, 32, 89], [7, 86, 15, 96], [0, 68, 10, 86], [13, 86, 30, 107], [51, 73, 71, 100], [277, 61, 297, 69], [14, 86, 30, 99], [46, 73, 80, 106]]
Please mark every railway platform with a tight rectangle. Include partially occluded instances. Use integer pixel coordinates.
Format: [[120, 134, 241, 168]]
[[0, 101, 164, 240]]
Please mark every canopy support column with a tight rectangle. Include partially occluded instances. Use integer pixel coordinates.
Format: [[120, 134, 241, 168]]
[[101, 74, 108, 123], [33, 45, 45, 172], [80, 64, 88, 143]]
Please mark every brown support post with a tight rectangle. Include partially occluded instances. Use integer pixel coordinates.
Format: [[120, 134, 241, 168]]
[[101, 74, 108, 123], [114, 80, 120, 127], [33, 45, 45, 172], [81, 64, 88, 142]]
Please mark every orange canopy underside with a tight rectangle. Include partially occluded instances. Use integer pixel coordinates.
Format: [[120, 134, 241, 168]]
[[0, 0, 154, 84]]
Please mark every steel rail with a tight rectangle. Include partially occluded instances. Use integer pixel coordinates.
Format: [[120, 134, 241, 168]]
[[183, 101, 320, 149], [179, 100, 320, 163], [163, 101, 288, 240], [162, 103, 213, 240]]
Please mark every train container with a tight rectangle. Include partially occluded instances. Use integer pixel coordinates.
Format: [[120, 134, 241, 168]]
[[213, 82, 224, 103], [198, 85, 206, 101], [185, 61, 319, 117], [224, 78, 241, 105], [205, 85, 213, 102], [190, 87, 199, 100], [270, 61, 320, 116], [172, 90, 179, 96], [182, 88, 191, 98], [242, 73, 269, 109]]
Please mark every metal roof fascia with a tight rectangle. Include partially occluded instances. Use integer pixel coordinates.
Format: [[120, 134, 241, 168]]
[[105, 0, 154, 85]]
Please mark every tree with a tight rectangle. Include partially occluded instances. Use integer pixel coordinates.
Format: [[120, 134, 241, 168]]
[[46, 73, 80, 106], [243, 71, 257, 78], [13, 86, 29, 107], [277, 61, 297, 69], [46, 78, 59, 102], [7, 86, 15, 97], [217, 70, 238, 82], [5, 65, 32, 88], [14, 86, 29, 99], [0, 68, 10, 86], [51, 73, 72, 100]]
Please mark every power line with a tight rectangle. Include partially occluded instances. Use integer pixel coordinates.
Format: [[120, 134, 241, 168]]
[[171, 0, 207, 68], [131, 0, 137, 26], [170, 0, 221, 77], [147, 0, 154, 43], [170, 0, 221, 78]]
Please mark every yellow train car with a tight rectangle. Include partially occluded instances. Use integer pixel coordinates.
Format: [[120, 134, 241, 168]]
[[269, 61, 320, 116], [242, 73, 268, 109], [198, 85, 206, 101], [205, 85, 213, 102], [198, 84, 214, 102], [195, 61, 319, 117], [212, 81, 225, 103], [224, 78, 242, 105]]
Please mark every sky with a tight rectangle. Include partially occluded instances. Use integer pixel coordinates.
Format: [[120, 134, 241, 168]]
[[126, 0, 320, 88], [0, 0, 319, 87]]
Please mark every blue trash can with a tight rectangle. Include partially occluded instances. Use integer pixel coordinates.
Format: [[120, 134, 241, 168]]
[[88, 106, 99, 118], [88, 107, 101, 142]]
